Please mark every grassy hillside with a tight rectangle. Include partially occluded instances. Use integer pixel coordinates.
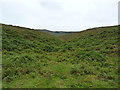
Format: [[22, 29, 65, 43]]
[[2, 24, 119, 88]]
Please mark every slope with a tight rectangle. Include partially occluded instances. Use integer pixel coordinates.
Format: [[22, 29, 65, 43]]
[[2, 24, 119, 88]]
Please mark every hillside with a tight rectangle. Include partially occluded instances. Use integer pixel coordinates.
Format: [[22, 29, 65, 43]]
[[2, 24, 119, 88], [40, 29, 73, 36]]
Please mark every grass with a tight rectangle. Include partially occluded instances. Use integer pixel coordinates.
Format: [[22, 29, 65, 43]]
[[1, 24, 119, 88]]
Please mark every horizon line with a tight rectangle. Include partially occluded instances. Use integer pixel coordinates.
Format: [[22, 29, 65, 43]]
[[0, 23, 118, 32]]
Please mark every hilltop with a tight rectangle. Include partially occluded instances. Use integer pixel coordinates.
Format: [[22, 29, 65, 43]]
[[2, 24, 119, 88]]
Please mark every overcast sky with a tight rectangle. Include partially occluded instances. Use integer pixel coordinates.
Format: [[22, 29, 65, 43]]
[[0, 0, 119, 31]]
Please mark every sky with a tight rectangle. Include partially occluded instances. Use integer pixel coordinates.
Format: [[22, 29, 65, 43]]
[[0, 0, 119, 31]]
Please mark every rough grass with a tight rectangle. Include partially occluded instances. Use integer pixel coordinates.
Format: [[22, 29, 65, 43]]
[[2, 24, 119, 88]]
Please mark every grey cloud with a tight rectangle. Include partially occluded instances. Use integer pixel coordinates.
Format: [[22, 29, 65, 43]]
[[40, 2, 62, 11]]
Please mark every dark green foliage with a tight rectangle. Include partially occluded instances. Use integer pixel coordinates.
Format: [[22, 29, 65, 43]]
[[2, 24, 119, 88]]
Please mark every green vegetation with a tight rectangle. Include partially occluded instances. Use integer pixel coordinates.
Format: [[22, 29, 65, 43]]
[[2, 24, 119, 88]]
